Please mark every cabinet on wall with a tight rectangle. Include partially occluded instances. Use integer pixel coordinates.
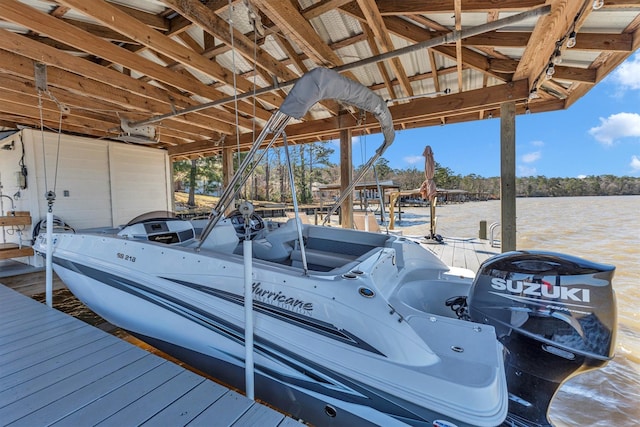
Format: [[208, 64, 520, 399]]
[[0, 212, 33, 259]]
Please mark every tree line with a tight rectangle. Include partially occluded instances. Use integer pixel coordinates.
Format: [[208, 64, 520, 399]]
[[173, 144, 640, 206]]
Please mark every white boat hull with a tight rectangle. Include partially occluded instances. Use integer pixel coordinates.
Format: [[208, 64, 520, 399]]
[[42, 225, 508, 427]]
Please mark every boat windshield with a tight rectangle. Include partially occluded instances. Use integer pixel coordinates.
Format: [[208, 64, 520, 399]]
[[125, 211, 178, 226]]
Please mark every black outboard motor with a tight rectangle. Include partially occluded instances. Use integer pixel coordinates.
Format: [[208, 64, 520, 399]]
[[467, 251, 616, 427]]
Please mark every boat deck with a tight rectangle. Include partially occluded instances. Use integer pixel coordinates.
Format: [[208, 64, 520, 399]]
[[0, 283, 301, 426]]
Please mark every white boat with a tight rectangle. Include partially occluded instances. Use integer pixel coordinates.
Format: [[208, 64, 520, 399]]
[[35, 68, 617, 427]]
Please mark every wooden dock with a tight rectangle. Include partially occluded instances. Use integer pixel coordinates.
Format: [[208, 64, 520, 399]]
[[0, 284, 301, 427], [420, 236, 500, 272]]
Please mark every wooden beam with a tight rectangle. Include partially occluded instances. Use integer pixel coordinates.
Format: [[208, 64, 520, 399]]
[[513, 0, 584, 88], [0, 50, 241, 135], [0, 0, 253, 105], [340, 128, 353, 229], [302, 0, 353, 20], [553, 66, 597, 83], [56, 0, 282, 108], [162, 0, 299, 82], [0, 74, 208, 140], [573, 32, 634, 51], [356, 0, 414, 97], [253, 0, 339, 67], [362, 26, 397, 99], [59, 19, 135, 43], [500, 101, 516, 252], [464, 31, 632, 51], [212, 79, 531, 148], [376, 0, 546, 14], [339, 3, 510, 83], [390, 79, 529, 123], [0, 30, 252, 142]]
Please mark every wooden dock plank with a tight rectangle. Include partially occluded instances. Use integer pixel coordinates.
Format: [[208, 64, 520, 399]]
[[0, 284, 300, 426], [189, 390, 253, 426], [51, 361, 182, 426], [94, 370, 206, 426], [140, 378, 229, 426], [278, 417, 307, 427], [0, 345, 145, 419], [12, 355, 166, 427], [0, 330, 108, 382], [0, 310, 77, 338], [418, 236, 498, 273], [0, 337, 118, 391], [233, 403, 288, 427], [0, 318, 86, 356]]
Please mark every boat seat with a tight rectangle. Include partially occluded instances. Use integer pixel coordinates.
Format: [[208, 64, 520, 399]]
[[252, 219, 299, 262], [198, 219, 239, 253], [290, 248, 359, 271]]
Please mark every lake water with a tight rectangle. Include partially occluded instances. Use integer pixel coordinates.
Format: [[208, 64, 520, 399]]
[[426, 195, 639, 427]]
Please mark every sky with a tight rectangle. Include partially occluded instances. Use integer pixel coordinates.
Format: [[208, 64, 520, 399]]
[[330, 51, 640, 179]]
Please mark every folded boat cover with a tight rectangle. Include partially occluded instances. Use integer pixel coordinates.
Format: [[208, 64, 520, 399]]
[[279, 68, 395, 146]]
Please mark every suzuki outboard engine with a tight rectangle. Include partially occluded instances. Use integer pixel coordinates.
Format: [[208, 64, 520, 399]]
[[467, 251, 616, 427]]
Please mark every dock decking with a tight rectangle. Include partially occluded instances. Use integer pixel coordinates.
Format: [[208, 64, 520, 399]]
[[420, 236, 500, 272], [0, 284, 301, 427]]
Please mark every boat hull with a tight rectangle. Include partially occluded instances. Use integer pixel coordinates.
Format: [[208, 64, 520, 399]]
[[43, 229, 508, 427]]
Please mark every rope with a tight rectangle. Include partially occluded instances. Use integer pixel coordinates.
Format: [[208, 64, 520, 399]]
[[37, 91, 49, 193], [37, 88, 66, 212], [228, 0, 242, 201]]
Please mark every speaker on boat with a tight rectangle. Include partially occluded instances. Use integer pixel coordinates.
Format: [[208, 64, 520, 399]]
[[467, 250, 617, 426]]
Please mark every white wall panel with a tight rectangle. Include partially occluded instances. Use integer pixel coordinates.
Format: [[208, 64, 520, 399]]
[[0, 129, 171, 266], [108, 143, 171, 226]]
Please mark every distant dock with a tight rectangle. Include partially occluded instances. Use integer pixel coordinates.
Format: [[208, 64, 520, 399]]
[[0, 284, 301, 426]]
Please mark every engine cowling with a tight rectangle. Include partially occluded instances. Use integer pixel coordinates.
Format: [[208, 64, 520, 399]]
[[467, 250, 616, 426]]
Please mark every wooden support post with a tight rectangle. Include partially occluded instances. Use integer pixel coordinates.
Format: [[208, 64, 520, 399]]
[[340, 128, 353, 229], [222, 147, 235, 213], [500, 101, 517, 252]]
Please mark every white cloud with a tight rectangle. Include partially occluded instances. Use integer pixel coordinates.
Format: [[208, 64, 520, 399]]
[[517, 165, 537, 177], [522, 151, 541, 163], [611, 52, 640, 90], [328, 136, 360, 148], [589, 112, 640, 145], [531, 140, 545, 147], [577, 174, 587, 179], [631, 155, 640, 173], [404, 155, 423, 165]]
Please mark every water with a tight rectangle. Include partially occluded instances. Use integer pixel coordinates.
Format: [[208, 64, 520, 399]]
[[430, 195, 640, 426]]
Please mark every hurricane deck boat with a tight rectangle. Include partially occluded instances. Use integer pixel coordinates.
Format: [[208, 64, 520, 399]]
[[36, 68, 616, 427]]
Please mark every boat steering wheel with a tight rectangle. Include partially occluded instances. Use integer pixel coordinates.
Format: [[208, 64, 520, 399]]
[[227, 209, 265, 239]]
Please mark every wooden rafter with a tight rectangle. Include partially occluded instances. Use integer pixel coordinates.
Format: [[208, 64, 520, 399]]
[[355, 0, 413, 97], [55, 0, 282, 108], [252, 0, 340, 68]]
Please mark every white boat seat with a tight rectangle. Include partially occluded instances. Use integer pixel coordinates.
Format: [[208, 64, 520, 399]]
[[252, 219, 299, 262], [198, 219, 239, 253]]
